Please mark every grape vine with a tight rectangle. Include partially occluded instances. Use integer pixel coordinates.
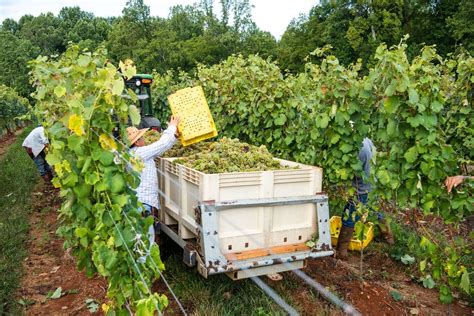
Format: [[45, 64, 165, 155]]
[[151, 39, 473, 302], [30, 46, 167, 314]]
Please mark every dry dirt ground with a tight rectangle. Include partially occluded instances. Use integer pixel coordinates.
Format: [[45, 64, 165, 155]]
[[16, 183, 107, 315]]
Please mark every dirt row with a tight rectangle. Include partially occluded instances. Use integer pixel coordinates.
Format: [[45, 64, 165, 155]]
[[17, 183, 107, 315]]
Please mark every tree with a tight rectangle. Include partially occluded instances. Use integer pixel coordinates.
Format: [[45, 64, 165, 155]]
[[57, 7, 110, 50], [447, 0, 474, 53], [1, 19, 19, 34], [18, 13, 64, 55], [0, 31, 39, 97], [277, 0, 472, 72]]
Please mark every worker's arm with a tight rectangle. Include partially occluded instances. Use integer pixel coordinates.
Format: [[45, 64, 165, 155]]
[[445, 175, 474, 193], [137, 116, 180, 160]]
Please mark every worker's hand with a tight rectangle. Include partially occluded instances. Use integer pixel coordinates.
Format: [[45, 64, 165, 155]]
[[444, 175, 465, 193], [168, 115, 180, 128]]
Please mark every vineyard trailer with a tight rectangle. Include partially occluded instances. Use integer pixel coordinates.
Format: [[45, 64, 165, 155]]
[[156, 158, 334, 279]]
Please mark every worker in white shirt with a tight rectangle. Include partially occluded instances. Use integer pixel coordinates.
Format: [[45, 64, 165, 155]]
[[127, 116, 180, 245], [22, 125, 53, 183]]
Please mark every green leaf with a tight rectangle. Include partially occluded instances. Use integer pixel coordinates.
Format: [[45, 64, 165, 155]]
[[353, 221, 365, 241], [385, 81, 397, 96], [75, 227, 88, 238], [86, 299, 99, 313], [460, 270, 470, 294], [78, 55, 91, 67], [85, 172, 100, 185], [420, 259, 427, 272], [439, 285, 453, 304], [48, 287, 62, 299], [401, 254, 415, 265], [317, 113, 329, 128], [81, 157, 92, 173], [112, 194, 128, 207], [383, 96, 400, 114], [105, 251, 118, 270], [390, 290, 403, 302], [376, 169, 390, 185], [284, 135, 294, 145], [99, 151, 114, 166], [274, 114, 286, 126], [18, 298, 35, 306], [387, 120, 397, 136], [408, 88, 419, 104], [330, 133, 340, 144], [46, 152, 62, 165], [110, 174, 125, 193], [421, 275, 435, 289], [73, 183, 92, 198], [112, 78, 124, 96], [54, 85, 66, 97], [340, 143, 353, 153], [404, 146, 418, 163], [422, 200, 434, 212], [129, 105, 141, 126], [431, 100, 443, 112]]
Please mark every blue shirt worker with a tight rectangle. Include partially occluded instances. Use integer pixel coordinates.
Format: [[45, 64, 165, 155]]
[[127, 116, 180, 246], [22, 126, 53, 184], [336, 138, 394, 260]]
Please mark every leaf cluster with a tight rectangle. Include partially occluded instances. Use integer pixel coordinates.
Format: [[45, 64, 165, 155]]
[[152, 42, 473, 301], [0, 84, 30, 136], [30, 45, 167, 314]]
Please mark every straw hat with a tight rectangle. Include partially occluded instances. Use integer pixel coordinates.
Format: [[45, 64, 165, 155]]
[[126, 126, 149, 145]]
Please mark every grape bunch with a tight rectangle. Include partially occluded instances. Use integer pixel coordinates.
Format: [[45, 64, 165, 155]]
[[173, 137, 294, 174]]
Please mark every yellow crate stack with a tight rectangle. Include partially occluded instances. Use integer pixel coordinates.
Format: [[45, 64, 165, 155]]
[[330, 216, 374, 251], [167, 86, 218, 146]]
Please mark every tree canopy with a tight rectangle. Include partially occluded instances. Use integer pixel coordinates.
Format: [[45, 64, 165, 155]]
[[0, 0, 472, 96]]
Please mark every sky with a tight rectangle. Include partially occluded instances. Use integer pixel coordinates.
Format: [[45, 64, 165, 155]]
[[0, 0, 317, 39]]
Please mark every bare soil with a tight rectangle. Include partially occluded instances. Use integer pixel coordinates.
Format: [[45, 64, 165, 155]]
[[0, 128, 24, 158], [301, 249, 472, 316], [17, 183, 107, 315]]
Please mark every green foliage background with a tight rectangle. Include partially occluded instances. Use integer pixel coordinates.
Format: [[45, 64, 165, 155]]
[[1, 0, 473, 98], [0, 85, 30, 137]]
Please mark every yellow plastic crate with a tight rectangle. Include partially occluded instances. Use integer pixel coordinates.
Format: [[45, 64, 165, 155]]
[[330, 216, 374, 251], [167, 86, 218, 146]]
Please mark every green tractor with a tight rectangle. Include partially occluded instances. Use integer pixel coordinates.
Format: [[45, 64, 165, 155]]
[[124, 74, 161, 131]]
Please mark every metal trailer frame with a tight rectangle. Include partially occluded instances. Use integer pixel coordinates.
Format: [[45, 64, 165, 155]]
[[158, 194, 334, 279]]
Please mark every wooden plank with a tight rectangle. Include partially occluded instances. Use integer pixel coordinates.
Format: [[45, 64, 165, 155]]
[[271, 243, 309, 254], [225, 243, 309, 261], [225, 249, 270, 261]]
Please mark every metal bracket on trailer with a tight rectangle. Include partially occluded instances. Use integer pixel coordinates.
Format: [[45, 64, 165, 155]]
[[159, 222, 197, 267], [196, 194, 333, 277]]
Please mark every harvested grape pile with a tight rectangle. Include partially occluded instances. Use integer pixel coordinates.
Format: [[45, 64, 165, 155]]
[[174, 137, 290, 173], [144, 130, 292, 173], [145, 130, 289, 173]]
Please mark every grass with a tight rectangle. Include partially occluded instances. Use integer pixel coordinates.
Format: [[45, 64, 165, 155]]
[[161, 241, 335, 315], [0, 127, 39, 314], [162, 253, 286, 315]]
